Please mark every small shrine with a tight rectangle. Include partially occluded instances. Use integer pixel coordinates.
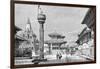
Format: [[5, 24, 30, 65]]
[[45, 32, 67, 55]]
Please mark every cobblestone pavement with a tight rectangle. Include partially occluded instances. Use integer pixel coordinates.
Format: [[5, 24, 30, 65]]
[[15, 54, 91, 65]]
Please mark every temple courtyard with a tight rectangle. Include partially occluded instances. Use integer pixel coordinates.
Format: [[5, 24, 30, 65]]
[[15, 54, 92, 65]]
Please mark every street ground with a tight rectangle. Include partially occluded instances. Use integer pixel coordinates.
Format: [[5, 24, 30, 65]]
[[15, 54, 92, 65]]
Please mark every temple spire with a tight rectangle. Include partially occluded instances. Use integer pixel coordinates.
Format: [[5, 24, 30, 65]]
[[25, 18, 32, 33], [27, 18, 31, 24]]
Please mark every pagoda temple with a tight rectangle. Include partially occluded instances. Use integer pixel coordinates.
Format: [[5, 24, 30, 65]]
[[15, 18, 39, 57], [45, 32, 67, 55]]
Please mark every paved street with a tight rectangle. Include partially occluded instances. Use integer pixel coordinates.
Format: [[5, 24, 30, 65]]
[[15, 54, 91, 65]]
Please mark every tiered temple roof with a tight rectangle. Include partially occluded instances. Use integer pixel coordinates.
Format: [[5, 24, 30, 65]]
[[15, 34, 27, 41], [45, 39, 66, 44], [48, 32, 65, 38], [15, 26, 22, 34], [45, 32, 67, 44]]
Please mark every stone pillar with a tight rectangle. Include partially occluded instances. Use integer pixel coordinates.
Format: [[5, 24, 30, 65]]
[[50, 44, 52, 54], [37, 13, 46, 59], [39, 24, 44, 58], [48, 43, 51, 54]]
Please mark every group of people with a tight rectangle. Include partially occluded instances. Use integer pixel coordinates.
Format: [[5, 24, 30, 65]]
[[56, 52, 62, 59]]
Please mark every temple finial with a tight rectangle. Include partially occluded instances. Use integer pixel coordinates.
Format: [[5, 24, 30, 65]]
[[38, 5, 43, 15]]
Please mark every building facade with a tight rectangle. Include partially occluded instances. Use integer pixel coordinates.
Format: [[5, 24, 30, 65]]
[[15, 19, 39, 57], [82, 7, 96, 32], [15, 26, 27, 57], [76, 27, 91, 45], [76, 8, 96, 60]]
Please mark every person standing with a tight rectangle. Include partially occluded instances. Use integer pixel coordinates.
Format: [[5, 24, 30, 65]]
[[59, 53, 62, 59], [56, 52, 59, 59]]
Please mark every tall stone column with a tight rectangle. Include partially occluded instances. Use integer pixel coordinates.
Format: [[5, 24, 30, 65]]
[[48, 43, 51, 54], [37, 13, 46, 59], [39, 24, 44, 58]]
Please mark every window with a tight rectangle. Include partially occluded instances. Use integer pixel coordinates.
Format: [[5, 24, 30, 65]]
[[28, 34, 29, 39]]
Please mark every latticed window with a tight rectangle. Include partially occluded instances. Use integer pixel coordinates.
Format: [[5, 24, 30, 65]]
[[27, 34, 29, 39], [52, 47, 59, 49], [23, 34, 25, 37], [30, 36, 32, 39], [26, 41, 30, 44]]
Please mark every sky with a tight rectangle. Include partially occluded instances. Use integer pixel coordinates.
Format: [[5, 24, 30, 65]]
[[15, 4, 89, 43]]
